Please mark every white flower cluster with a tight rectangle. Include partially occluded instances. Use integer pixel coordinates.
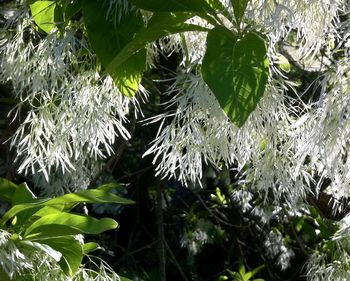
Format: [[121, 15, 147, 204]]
[[0, 229, 120, 281], [247, 0, 344, 57], [0, 7, 144, 192], [144, 72, 309, 204], [145, 0, 347, 204], [295, 57, 350, 202], [0, 230, 32, 279]]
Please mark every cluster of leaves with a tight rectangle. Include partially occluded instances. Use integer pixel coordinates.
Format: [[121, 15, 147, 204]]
[[0, 178, 133, 279], [29, 0, 268, 127]]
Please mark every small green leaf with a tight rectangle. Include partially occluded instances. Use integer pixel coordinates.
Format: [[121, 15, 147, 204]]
[[201, 26, 269, 127], [249, 265, 265, 278], [231, 0, 250, 26], [105, 12, 208, 74], [83, 0, 146, 96], [238, 260, 246, 277], [275, 53, 291, 73], [30, 0, 58, 33], [24, 213, 118, 239], [83, 242, 101, 254]]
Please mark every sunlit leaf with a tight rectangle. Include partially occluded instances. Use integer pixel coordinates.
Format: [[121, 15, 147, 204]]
[[24, 213, 118, 239]]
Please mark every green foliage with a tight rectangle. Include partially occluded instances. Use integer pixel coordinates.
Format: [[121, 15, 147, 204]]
[[26, 0, 269, 126], [29, 0, 58, 33], [57, 0, 82, 21], [215, 261, 265, 281], [0, 178, 133, 277], [129, 0, 215, 13], [202, 26, 269, 127], [83, 0, 146, 97], [105, 12, 209, 74], [24, 213, 118, 239], [0, 188, 134, 225]]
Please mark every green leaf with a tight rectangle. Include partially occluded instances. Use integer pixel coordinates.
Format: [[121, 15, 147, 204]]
[[201, 26, 269, 127], [24, 213, 118, 239], [12, 183, 36, 205], [33, 205, 65, 217], [83, 0, 146, 97], [238, 260, 246, 277], [105, 12, 208, 74], [231, 0, 250, 26], [30, 0, 58, 33], [0, 189, 134, 225], [83, 242, 101, 254], [247, 265, 265, 279], [0, 180, 38, 228], [275, 53, 291, 73], [0, 178, 18, 203], [129, 0, 214, 12], [33, 236, 83, 276], [19, 240, 62, 261]]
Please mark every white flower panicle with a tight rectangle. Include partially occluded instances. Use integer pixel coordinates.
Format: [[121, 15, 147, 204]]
[[246, 0, 344, 58], [145, 72, 309, 204], [0, 230, 32, 279], [0, 228, 120, 280], [0, 8, 145, 190], [295, 57, 350, 201]]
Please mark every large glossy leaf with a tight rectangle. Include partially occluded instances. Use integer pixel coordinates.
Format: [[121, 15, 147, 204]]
[[201, 26, 269, 127], [0, 189, 134, 225], [24, 213, 118, 239], [105, 12, 208, 74], [33, 236, 83, 276], [129, 0, 214, 12], [231, 0, 250, 26], [30, 1, 58, 33], [83, 0, 146, 97]]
